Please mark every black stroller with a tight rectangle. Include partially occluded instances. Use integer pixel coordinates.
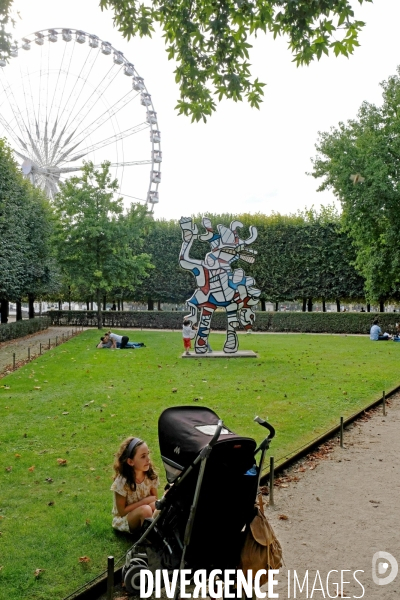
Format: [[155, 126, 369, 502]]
[[122, 406, 275, 596]]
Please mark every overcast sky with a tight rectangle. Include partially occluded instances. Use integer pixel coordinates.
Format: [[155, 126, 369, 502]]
[[5, 0, 400, 220]]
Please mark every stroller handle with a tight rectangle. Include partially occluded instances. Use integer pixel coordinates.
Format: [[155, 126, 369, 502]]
[[209, 420, 224, 448], [254, 415, 275, 439]]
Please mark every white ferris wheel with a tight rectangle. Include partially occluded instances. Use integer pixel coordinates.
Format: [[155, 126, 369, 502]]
[[0, 28, 161, 208]]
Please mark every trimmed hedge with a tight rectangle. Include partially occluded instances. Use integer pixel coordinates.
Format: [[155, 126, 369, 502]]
[[0, 316, 51, 343], [47, 310, 399, 335]]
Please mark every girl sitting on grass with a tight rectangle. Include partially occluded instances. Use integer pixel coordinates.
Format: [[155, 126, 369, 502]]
[[111, 437, 159, 533]]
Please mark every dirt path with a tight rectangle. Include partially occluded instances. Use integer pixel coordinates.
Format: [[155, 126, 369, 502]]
[[265, 394, 400, 599], [0, 326, 82, 376]]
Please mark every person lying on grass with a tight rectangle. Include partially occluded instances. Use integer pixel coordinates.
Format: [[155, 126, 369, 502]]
[[96, 334, 116, 349], [111, 437, 159, 533]]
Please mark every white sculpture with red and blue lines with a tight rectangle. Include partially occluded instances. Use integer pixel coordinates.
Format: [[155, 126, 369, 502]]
[[179, 216, 261, 354]]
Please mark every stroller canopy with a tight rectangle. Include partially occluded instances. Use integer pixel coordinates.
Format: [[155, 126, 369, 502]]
[[158, 406, 256, 483]]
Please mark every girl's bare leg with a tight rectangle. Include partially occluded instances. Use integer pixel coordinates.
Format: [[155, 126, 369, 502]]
[[126, 505, 153, 532]]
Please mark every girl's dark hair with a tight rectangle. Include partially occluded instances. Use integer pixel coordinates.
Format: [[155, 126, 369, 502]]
[[113, 437, 157, 491]]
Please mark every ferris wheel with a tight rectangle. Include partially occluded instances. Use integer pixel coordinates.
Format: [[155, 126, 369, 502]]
[[0, 28, 161, 208]]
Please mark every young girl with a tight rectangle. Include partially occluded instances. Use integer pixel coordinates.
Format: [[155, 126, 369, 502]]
[[111, 437, 159, 533]]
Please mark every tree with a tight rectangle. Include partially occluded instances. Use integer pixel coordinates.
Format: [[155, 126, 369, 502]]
[[0, 137, 59, 322], [100, 0, 370, 121], [310, 66, 400, 306], [53, 161, 153, 328], [0, 0, 13, 55]]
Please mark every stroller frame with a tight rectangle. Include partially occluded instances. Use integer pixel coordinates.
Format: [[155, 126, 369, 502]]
[[122, 413, 275, 597]]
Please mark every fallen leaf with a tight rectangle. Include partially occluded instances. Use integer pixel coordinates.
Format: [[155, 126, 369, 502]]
[[57, 458, 67, 466], [45, 478, 53, 483], [15, 454, 21, 458], [28, 466, 35, 472], [79, 556, 90, 563], [47, 501, 54, 506], [5, 465, 12, 472], [172, 388, 177, 393], [33, 387, 41, 390], [62, 412, 69, 415], [278, 514, 289, 520], [34, 568, 45, 578]]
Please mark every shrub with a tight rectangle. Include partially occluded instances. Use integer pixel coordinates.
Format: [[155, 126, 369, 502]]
[[46, 310, 399, 335], [0, 317, 51, 343]]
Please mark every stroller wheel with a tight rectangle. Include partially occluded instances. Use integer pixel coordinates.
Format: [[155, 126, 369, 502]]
[[132, 557, 147, 567], [124, 564, 146, 595]]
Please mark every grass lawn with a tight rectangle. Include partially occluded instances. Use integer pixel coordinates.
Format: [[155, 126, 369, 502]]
[[0, 329, 399, 600]]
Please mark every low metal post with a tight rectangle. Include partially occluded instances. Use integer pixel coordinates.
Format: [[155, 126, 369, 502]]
[[62, 333, 64, 343], [13, 353, 16, 370], [39, 343, 42, 355], [107, 556, 114, 600], [383, 390, 386, 416], [28, 347, 30, 361], [340, 416, 344, 448], [55, 336, 58, 347], [269, 456, 274, 507], [49, 339, 51, 349]]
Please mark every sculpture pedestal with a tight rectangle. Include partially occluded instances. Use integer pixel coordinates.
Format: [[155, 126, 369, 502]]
[[182, 350, 258, 359]]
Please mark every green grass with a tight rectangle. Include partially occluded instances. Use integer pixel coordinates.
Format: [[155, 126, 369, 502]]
[[0, 330, 399, 599]]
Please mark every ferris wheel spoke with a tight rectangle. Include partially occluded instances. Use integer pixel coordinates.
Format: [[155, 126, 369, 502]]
[[47, 37, 69, 130], [0, 113, 28, 152], [54, 88, 138, 162], [53, 40, 77, 130], [55, 46, 100, 138], [62, 122, 149, 163], [58, 62, 121, 146], [0, 75, 32, 145]]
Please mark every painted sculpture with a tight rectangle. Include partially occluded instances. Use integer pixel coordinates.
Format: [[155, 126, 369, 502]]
[[179, 217, 261, 353]]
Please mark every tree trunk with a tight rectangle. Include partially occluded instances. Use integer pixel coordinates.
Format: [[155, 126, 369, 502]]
[[367, 304, 371, 312], [379, 300, 385, 312], [148, 297, 154, 311], [58, 299, 62, 310], [307, 298, 313, 312], [96, 288, 103, 329], [68, 286, 71, 310], [28, 294, 35, 319], [121, 299, 124, 311], [103, 295, 107, 311], [117, 299, 121, 311], [322, 297, 326, 312], [0, 300, 9, 324], [86, 300, 90, 310], [16, 300, 22, 321], [260, 298, 266, 311], [90, 300, 94, 310], [275, 301, 279, 312], [336, 298, 341, 312], [302, 297, 307, 312]]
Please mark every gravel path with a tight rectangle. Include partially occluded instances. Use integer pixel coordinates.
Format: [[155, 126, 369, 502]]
[[0, 326, 82, 376], [266, 393, 400, 599]]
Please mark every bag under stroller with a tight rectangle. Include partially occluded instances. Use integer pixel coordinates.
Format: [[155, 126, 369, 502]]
[[122, 406, 275, 596]]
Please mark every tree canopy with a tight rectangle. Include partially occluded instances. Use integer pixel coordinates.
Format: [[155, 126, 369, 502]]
[[100, 0, 371, 121], [311, 66, 400, 303]]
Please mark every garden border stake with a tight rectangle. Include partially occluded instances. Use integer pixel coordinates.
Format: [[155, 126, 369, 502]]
[[107, 556, 114, 600], [48, 339, 51, 349], [269, 456, 274, 507], [340, 416, 344, 448], [383, 390, 386, 416], [28, 347, 30, 361], [56, 336, 58, 347], [13, 353, 15, 370], [39, 343, 42, 355]]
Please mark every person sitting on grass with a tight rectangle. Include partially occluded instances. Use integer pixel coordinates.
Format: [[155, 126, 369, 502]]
[[111, 437, 159, 533], [370, 318, 391, 341]]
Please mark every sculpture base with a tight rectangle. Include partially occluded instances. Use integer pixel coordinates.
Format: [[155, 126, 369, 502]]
[[182, 350, 258, 359]]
